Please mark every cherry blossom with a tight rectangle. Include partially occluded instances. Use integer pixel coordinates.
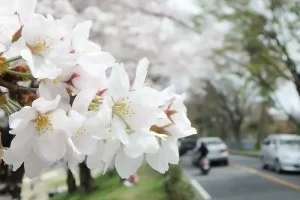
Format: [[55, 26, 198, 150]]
[[0, 0, 197, 179], [2, 95, 75, 177]]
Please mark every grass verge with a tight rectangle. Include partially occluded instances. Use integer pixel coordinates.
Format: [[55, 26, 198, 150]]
[[230, 150, 260, 157], [52, 164, 168, 200]]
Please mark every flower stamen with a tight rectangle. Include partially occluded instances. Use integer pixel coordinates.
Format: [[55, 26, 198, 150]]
[[112, 98, 135, 117], [88, 96, 103, 111], [74, 128, 86, 137], [34, 113, 53, 135], [28, 37, 52, 54]]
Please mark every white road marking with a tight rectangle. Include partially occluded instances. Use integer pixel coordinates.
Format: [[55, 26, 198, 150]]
[[191, 179, 212, 200]]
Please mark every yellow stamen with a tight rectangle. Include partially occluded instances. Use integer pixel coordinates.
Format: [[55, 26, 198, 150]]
[[88, 96, 103, 111], [74, 128, 86, 137], [34, 113, 53, 135], [28, 37, 52, 54], [112, 97, 135, 117]]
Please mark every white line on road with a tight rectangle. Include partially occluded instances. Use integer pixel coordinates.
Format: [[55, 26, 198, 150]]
[[191, 179, 212, 200]]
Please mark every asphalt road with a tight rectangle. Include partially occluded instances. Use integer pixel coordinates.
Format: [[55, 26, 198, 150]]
[[181, 154, 300, 200]]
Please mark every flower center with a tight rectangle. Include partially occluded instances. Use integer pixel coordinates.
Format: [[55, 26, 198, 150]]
[[88, 96, 103, 111], [34, 113, 53, 135], [112, 98, 135, 117], [74, 128, 86, 137], [28, 37, 52, 54], [52, 76, 61, 85]]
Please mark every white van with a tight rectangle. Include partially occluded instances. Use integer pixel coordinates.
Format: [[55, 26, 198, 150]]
[[261, 134, 300, 173]]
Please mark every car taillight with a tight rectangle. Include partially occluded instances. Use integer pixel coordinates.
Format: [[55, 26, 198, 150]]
[[220, 148, 228, 153]]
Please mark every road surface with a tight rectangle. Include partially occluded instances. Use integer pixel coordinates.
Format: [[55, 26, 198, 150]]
[[181, 154, 300, 200]]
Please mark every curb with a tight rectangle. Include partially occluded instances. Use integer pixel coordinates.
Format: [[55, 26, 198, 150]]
[[183, 169, 211, 200]]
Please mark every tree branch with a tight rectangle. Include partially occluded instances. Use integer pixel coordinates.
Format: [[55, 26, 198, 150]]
[[0, 78, 36, 93], [121, 2, 202, 35]]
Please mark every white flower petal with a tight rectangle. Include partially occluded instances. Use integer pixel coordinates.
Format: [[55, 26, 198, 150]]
[[68, 110, 86, 126], [9, 106, 37, 129], [51, 109, 76, 136], [16, 0, 37, 24], [38, 80, 71, 111], [111, 115, 129, 145], [102, 139, 120, 172], [78, 52, 115, 75], [115, 148, 143, 179], [71, 127, 97, 155], [108, 63, 130, 100], [132, 58, 149, 90], [73, 20, 92, 39], [146, 138, 179, 174], [32, 95, 61, 113], [124, 132, 159, 158], [24, 151, 49, 178], [146, 152, 168, 174], [166, 124, 197, 138], [72, 88, 98, 114], [33, 130, 67, 163], [123, 99, 160, 131], [86, 140, 105, 170], [71, 69, 107, 93], [2, 148, 24, 171], [10, 122, 35, 154], [20, 49, 34, 70], [30, 55, 61, 79], [160, 85, 176, 103], [65, 142, 85, 170]]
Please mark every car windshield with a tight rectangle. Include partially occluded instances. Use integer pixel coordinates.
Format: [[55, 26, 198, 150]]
[[280, 139, 300, 149]]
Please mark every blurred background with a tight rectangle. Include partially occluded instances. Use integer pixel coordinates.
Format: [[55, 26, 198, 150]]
[[1, 0, 300, 199]]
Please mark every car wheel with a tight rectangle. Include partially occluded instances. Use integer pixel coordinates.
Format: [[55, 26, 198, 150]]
[[223, 159, 229, 166], [261, 157, 268, 170], [274, 159, 282, 173]]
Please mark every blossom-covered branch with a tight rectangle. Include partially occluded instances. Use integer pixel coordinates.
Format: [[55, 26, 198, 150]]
[[0, 0, 196, 179]]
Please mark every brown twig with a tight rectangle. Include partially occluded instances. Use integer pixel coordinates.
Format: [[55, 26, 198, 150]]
[[0, 78, 36, 93]]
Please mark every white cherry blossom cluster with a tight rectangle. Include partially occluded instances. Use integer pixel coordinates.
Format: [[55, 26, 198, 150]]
[[0, 0, 196, 178]]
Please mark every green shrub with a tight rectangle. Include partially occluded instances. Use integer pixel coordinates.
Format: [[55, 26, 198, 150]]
[[164, 165, 196, 200]]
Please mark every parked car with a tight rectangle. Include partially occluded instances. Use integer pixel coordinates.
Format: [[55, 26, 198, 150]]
[[179, 138, 197, 156], [261, 134, 300, 173], [192, 137, 229, 166]]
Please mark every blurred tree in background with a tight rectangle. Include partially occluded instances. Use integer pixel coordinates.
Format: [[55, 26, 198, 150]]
[[187, 0, 300, 148]]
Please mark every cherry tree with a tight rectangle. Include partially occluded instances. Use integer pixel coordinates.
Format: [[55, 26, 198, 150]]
[[0, 0, 200, 199], [36, 0, 222, 91]]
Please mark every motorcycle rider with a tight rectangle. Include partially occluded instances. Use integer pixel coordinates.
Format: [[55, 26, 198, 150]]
[[198, 141, 209, 161]]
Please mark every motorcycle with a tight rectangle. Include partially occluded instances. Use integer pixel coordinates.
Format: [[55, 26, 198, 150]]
[[199, 157, 210, 175]]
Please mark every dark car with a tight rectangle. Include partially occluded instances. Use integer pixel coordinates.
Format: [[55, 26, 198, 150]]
[[179, 138, 197, 156]]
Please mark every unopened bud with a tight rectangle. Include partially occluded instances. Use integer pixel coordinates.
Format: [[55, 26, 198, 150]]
[[0, 57, 8, 75], [0, 92, 8, 106], [14, 64, 29, 73], [12, 26, 23, 42]]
